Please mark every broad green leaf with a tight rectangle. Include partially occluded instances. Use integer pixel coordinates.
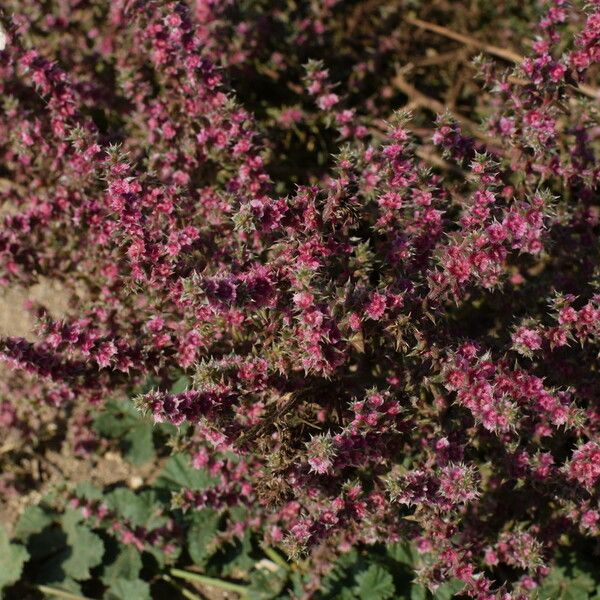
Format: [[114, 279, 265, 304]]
[[105, 578, 151, 600], [433, 578, 465, 600], [27, 527, 68, 564], [187, 509, 221, 566], [156, 454, 217, 491], [0, 525, 29, 590], [123, 423, 155, 465], [105, 489, 164, 529], [220, 530, 256, 577], [102, 546, 143, 585], [93, 399, 155, 465], [94, 400, 138, 437], [60, 510, 105, 580], [170, 375, 191, 393], [410, 583, 429, 600], [248, 566, 288, 600], [354, 564, 395, 600], [14, 505, 53, 540], [537, 551, 600, 600], [538, 568, 597, 600], [319, 549, 361, 597], [74, 482, 103, 502], [387, 541, 419, 566]]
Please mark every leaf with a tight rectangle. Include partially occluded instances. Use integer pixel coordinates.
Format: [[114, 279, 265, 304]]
[[170, 375, 190, 394], [123, 423, 155, 465], [433, 578, 465, 600], [187, 509, 221, 566], [156, 454, 217, 492], [219, 530, 256, 577], [353, 565, 395, 600], [410, 583, 429, 600], [94, 400, 137, 437], [387, 541, 418, 566], [104, 578, 151, 600], [14, 505, 53, 540], [319, 549, 361, 597], [93, 399, 155, 465], [74, 482, 103, 502], [102, 546, 143, 586], [248, 566, 288, 600], [105, 489, 164, 529], [537, 550, 600, 600], [538, 567, 596, 600], [0, 525, 29, 590], [27, 527, 68, 565], [60, 510, 105, 580]]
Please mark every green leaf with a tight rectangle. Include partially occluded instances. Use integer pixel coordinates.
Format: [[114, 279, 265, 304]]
[[94, 400, 136, 438], [156, 454, 217, 492], [220, 530, 256, 577], [319, 549, 361, 597], [60, 510, 104, 580], [248, 567, 288, 600], [410, 583, 429, 600], [0, 525, 29, 590], [14, 505, 53, 540], [187, 509, 221, 566], [537, 550, 600, 600], [387, 541, 418, 566], [105, 489, 164, 529], [433, 578, 465, 600], [104, 578, 151, 600], [123, 423, 155, 465], [101, 546, 142, 586], [354, 565, 395, 600], [170, 375, 191, 394], [93, 399, 155, 465], [74, 482, 103, 503]]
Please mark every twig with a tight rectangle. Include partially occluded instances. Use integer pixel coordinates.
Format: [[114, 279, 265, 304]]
[[37, 585, 92, 600], [0, 441, 18, 456], [411, 48, 471, 69], [405, 15, 522, 63], [392, 73, 502, 151], [234, 391, 303, 448], [405, 16, 598, 99], [415, 147, 464, 175], [170, 568, 249, 597], [261, 545, 290, 570], [162, 574, 204, 600]]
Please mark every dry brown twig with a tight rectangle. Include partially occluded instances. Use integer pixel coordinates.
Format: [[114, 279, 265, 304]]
[[405, 15, 599, 100], [392, 72, 503, 152]]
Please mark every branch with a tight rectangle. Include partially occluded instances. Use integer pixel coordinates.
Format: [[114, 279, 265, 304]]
[[405, 16, 598, 99]]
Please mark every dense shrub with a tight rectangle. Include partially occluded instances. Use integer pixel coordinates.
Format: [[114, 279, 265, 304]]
[[0, 0, 599, 598]]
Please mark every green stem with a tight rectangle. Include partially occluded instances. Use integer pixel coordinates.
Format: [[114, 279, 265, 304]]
[[262, 545, 289, 570], [170, 568, 249, 597], [37, 585, 92, 600], [162, 574, 204, 600]]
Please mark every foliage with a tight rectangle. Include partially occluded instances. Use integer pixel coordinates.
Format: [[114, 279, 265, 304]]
[[0, 0, 599, 599]]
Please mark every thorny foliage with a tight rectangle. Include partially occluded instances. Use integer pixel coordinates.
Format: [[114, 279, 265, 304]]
[[0, 0, 600, 598]]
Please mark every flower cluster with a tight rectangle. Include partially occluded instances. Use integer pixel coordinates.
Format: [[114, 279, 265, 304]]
[[1, 0, 599, 598]]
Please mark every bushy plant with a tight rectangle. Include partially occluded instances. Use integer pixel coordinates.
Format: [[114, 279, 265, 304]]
[[0, 0, 599, 598]]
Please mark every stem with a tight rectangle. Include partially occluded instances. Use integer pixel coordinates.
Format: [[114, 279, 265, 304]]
[[392, 73, 501, 150], [170, 568, 249, 597], [162, 575, 204, 600], [405, 15, 522, 64], [37, 585, 92, 600], [262, 545, 289, 570], [405, 15, 598, 99]]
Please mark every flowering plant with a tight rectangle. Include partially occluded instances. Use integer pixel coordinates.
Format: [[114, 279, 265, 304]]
[[1, 0, 600, 598]]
